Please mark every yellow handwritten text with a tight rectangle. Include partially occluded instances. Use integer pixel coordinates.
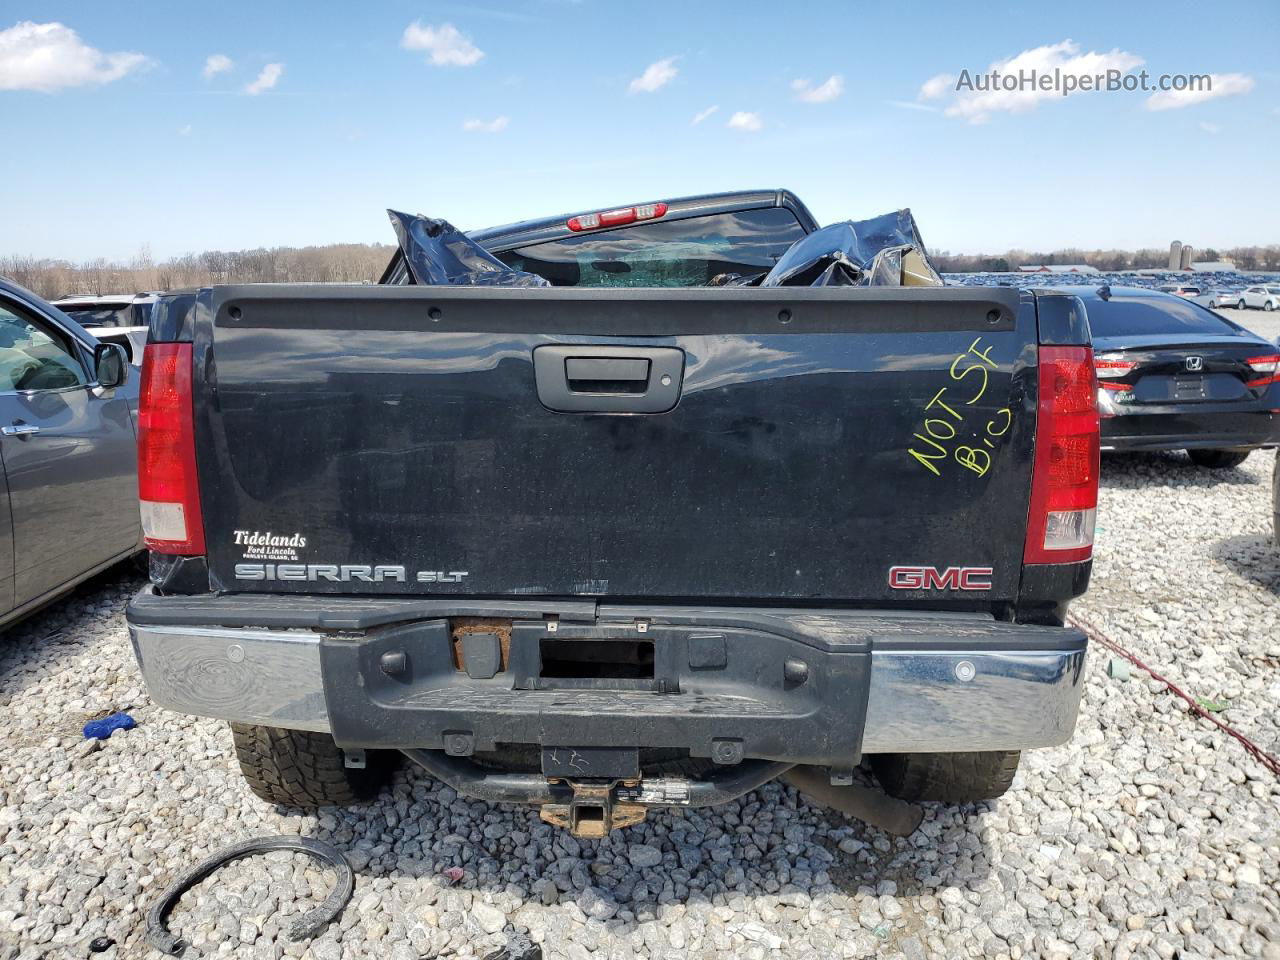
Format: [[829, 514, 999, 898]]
[[907, 337, 1012, 478]]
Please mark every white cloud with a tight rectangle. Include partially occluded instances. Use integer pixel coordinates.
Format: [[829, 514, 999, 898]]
[[0, 20, 149, 93], [1145, 72, 1253, 111], [401, 22, 484, 67], [888, 99, 938, 112], [203, 53, 232, 79], [690, 105, 719, 125], [244, 63, 283, 95], [727, 111, 762, 132], [178, 124, 192, 136], [462, 115, 509, 133], [791, 75, 843, 103], [918, 73, 956, 100], [1199, 121, 1220, 134], [928, 40, 1144, 123], [628, 57, 677, 94]]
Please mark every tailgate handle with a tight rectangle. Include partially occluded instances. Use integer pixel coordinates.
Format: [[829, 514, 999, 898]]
[[534, 345, 685, 414], [565, 357, 650, 388]]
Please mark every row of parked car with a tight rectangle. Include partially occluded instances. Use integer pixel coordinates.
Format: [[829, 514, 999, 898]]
[[1159, 283, 1280, 311]]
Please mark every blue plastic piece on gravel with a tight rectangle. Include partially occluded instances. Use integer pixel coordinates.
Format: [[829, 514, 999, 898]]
[[82, 712, 136, 740]]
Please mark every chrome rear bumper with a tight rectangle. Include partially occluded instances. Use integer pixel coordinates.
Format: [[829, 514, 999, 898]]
[[130, 625, 331, 732], [129, 608, 1086, 755], [862, 646, 1085, 752]]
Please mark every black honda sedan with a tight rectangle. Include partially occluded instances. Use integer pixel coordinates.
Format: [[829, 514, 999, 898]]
[[1060, 286, 1280, 468]]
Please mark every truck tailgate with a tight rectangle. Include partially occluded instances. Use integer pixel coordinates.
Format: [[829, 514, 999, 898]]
[[194, 285, 1035, 604]]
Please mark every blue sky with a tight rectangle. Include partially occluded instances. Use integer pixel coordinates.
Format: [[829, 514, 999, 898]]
[[1, 0, 1277, 261]]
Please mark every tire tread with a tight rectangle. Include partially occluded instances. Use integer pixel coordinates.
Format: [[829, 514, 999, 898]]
[[1187, 448, 1250, 469], [870, 750, 1020, 803], [230, 723, 393, 808]]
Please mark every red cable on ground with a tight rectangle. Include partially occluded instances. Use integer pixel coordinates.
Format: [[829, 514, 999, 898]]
[[1069, 612, 1280, 780]]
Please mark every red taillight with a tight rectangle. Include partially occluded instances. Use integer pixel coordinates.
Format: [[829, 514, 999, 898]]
[[1025, 346, 1099, 565], [138, 343, 205, 554], [1093, 355, 1136, 378], [567, 202, 667, 232], [1245, 353, 1280, 388]]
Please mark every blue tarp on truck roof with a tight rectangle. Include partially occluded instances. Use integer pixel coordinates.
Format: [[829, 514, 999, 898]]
[[387, 209, 550, 287], [759, 209, 941, 287]]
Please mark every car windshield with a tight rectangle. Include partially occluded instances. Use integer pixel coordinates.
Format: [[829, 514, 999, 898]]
[[494, 208, 807, 287], [60, 305, 137, 328], [1087, 294, 1245, 338]]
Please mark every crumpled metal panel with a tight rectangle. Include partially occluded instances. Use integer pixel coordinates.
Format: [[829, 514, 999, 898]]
[[759, 209, 942, 287], [387, 209, 550, 287]]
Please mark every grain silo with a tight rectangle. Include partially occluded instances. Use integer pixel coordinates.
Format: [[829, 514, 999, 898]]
[[1180, 245, 1194, 270], [1168, 241, 1183, 270]]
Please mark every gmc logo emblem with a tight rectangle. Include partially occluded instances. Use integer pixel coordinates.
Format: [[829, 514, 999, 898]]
[[888, 565, 994, 591]]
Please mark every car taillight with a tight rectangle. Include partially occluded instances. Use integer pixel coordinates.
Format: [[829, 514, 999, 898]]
[[1245, 353, 1280, 388], [1025, 346, 1099, 565], [137, 343, 205, 554], [1093, 355, 1136, 378], [567, 202, 667, 232]]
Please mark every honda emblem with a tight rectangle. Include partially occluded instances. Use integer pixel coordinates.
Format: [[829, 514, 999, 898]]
[[1185, 356, 1204, 371]]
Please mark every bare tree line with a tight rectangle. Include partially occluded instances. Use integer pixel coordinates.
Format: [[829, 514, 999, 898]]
[[932, 245, 1280, 274], [4, 240, 1279, 301], [0, 243, 396, 301]]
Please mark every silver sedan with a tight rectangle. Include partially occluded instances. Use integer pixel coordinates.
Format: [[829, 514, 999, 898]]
[[1234, 285, 1280, 311]]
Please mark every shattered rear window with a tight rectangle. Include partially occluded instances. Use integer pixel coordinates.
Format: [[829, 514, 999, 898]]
[[495, 208, 806, 287]]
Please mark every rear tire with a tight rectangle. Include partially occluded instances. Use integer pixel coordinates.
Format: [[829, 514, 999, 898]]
[[1237, 299, 1247, 310], [230, 723, 396, 808], [1187, 448, 1250, 469], [1266, 301, 1276, 312], [870, 750, 1020, 803]]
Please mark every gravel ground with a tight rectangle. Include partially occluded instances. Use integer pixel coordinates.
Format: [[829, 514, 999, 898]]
[[2, 453, 1279, 959]]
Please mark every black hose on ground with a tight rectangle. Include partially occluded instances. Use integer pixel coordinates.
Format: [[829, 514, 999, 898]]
[[144, 835, 355, 956]]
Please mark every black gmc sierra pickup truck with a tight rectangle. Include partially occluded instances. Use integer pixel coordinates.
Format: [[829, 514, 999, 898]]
[[127, 190, 1097, 836]]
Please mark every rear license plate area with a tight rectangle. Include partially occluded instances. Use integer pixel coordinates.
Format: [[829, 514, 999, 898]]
[[539, 638, 655, 681], [513, 632, 667, 692], [1173, 375, 1206, 400]]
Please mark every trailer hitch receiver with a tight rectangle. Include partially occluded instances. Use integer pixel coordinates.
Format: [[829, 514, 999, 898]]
[[401, 748, 794, 835], [539, 780, 646, 838]]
